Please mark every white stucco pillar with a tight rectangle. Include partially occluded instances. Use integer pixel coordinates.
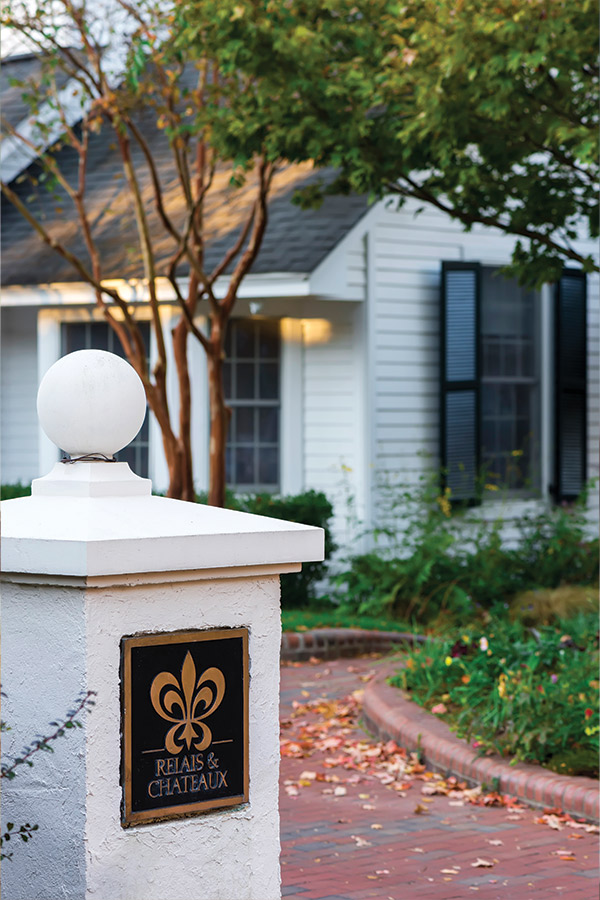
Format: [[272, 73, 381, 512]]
[[1, 350, 323, 900]]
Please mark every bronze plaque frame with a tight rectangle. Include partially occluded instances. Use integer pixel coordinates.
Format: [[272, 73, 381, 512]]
[[121, 627, 249, 827]]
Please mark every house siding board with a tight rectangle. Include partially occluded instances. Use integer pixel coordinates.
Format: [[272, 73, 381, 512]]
[[1, 306, 39, 484], [303, 313, 361, 547]]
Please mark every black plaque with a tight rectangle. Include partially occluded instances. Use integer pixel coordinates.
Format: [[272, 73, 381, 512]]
[[121, 628, 249, 827]]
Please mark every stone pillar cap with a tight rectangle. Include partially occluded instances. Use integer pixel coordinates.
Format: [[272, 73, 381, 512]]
[[2, 349, 325, 577]]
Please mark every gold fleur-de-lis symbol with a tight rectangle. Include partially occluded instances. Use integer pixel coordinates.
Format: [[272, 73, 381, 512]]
[[150, 652, 225, 754]]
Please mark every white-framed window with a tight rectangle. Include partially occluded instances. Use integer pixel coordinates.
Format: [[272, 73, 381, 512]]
[[441, 263, 587, 503], [223, 318, 281, 493], [480, 267, 540, 494]]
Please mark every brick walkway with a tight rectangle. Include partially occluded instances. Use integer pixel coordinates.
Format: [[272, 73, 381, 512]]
[[280, 656, 599, 900]]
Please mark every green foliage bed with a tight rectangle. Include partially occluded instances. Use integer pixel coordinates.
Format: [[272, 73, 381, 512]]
[[334, 473, 598, 624], [392, 613, 599, 777]]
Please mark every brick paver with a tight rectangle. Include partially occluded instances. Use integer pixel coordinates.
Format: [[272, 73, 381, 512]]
[[280, 656, 599, 900]]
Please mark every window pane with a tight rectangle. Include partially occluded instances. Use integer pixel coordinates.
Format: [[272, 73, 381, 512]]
[[259, 407, 278, 443], [258, 447, 278, 486], [503, 342, 517, 376], [258, 320, 279, 358], [235, 320, 255, 358], [236, 407, 255, 443], [94, 323, 110, 352], [236, 363, 255, 399], [484, 341, 501, 377], [64, 322, 87, 354], [235, 447, 255, 485], [259, 363, 278, 399]]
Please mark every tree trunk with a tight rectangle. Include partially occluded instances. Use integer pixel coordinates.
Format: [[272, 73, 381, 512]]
[[206, 333, 230, 508], [172, 318, 195, 502]]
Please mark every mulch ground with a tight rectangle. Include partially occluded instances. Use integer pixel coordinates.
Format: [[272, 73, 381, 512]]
[[279, 655, 599, 900]]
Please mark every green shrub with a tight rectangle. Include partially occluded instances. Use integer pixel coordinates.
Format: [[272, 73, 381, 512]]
[[517, 495, 599, 587], [235, 490, 335, 608], [334, 472, 598, 623], [391, 613, 599, 775], [196, 488, 336, 608], [1, 483, 31, 500]]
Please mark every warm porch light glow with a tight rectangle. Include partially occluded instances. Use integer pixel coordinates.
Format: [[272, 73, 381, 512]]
[[302, 318, 332, 345]]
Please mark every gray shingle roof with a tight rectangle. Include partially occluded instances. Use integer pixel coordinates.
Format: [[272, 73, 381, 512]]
[[1, 78, 369, 287], [1, 54, 74, 130]]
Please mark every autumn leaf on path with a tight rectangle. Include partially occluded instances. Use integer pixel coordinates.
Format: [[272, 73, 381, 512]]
[[471, 858, 494, 868], [351, 834, 372, 848]]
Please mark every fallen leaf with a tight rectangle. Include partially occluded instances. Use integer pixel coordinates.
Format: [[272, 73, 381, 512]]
[[371, 823, 383, 830], [487, 839, 503, 846], [411, 847, 425, 853], [359, 793, 370, 799], [334, 786, 347, 796], [362, 804, 376, 810], [542, 815, 563, 830], [471, 858, 494, 868], [431, 703, 447, 714], [414, 803, 429, 815], [299, 770, 317, 781], [441, 868, 460, 875], [558, 855, 576, 861], [351, 835, 372, 847], [375, 869, 390, 875], [301, 690, 310, 698]]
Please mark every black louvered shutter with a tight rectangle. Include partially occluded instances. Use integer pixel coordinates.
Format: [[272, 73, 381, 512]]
[[440, 262, 480, 502], [554, 270, 587, 502]]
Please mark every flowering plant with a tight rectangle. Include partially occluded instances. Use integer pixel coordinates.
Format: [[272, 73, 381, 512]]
[[391, 613, 599, 776]]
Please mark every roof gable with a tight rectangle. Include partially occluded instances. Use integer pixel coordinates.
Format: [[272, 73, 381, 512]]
[[1, 97, 369, 287]]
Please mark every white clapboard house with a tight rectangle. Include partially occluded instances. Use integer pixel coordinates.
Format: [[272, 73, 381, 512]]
[[2, 53, 598, 548]]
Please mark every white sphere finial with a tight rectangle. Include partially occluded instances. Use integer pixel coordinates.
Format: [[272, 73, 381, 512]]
[[37, 350, 147, 458]]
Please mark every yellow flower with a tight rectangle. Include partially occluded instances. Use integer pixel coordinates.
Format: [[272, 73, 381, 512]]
[[511, 449, 524, 457], [445, 656, 453, 667], [484, 483, 499, 491], [406, 657, 416, 670], [461, 635, 471, 644], [498, 674, 507, 699], [436, 485, 452, 517]]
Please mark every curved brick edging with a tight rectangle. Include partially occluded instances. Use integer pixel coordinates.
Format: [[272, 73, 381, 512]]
[[281, 628, 425, 662], [363, 663, 599, 825]]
